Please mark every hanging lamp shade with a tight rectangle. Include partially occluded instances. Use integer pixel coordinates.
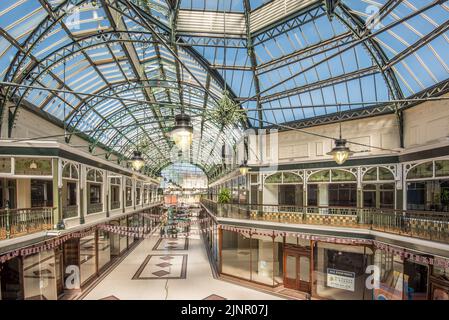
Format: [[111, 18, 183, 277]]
[[169, 114, 193, 150], [239, 160, 250, 175], [130, 151, 145, 171], [327, 139, 354, 165]]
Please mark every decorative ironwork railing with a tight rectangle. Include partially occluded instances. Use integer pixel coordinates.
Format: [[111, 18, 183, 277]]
[[87, 203, 103, 214], [0, 207, 54, 240], [200, 199, 449, 244], [63, 205, 78, 219], [126, 200, 133, 207]]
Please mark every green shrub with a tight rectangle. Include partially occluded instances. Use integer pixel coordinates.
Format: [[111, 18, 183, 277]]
[[218, 188, 231, 204]]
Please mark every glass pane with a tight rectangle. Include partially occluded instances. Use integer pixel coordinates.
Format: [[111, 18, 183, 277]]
[[299, 256, 310, 282], [286, 255, 296, 279], [283, 172, 302, 183], [23, 251, 57, 300], [80, 232, 96, 285], [15, 158, 52, 176], [309, 170, 330, 183], [363, 168, 377, 181], [435, 160, 449, 177], [221, 230, 251, 280], [62, 164, 71, 178], [265, 172, 282, 184], [98, 230, 111, 270], [0, 157, 12, 173], [407, 162, 433, 179], [331, 169, 357, 182], [379, 167, 394, 181]]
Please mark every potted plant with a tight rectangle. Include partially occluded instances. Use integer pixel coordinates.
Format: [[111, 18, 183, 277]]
[[218, 188, 231, 216]]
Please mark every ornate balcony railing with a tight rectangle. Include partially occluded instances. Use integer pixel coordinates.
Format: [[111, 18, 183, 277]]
[[126, 200, 132, 207], [87, 203, 103, 214], [200, 199, 449, 244], [111, 201, 121, 210], [63, 205, 78, 219], [0, 207, 54, 240]]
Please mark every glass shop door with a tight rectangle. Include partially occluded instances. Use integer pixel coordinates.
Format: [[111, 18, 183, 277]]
[[284, 247, 311, 293]]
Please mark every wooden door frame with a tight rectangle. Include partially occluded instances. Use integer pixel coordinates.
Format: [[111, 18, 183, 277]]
[[283, 244, 311, 293], [429, 276, 449, 300]]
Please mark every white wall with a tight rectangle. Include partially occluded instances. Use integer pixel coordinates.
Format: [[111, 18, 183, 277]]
[[404, 94, 449, 148], [248, 114, 401, 166], [12, 109, 118, 162]]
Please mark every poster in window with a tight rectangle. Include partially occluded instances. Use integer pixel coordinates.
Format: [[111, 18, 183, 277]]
[[327, 268, 355, 292]]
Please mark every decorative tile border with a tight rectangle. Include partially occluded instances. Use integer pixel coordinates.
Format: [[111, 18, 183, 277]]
[[132, 254, 188, 280], [152, 237, 189, 251]]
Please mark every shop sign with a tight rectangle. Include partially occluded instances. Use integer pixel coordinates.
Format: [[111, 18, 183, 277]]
[[327, 268, 355, 292]]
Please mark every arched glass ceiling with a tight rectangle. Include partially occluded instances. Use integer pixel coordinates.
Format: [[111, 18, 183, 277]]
[[160, 162, 208, 189], [1, 0, 449, 175]]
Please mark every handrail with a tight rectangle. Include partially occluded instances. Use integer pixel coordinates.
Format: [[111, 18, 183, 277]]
[[0, 207, 54, 240], [200, 199, 449, 244]]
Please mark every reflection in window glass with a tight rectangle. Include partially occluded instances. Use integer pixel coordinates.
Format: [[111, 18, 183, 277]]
[[98, 230, 111, 270], [23, 251, 57, 300], [80, 232, 96, 284], [250, 235, 274, 286], [221, 230, 251, 280]]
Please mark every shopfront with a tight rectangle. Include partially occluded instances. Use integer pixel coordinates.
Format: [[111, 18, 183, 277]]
[[405, 159, 449, 212], [218, 227, 439, 300], [0, 208, 161, 300]]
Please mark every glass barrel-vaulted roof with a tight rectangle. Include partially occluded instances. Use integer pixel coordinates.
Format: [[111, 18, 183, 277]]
[[1, 0, 449, 176]]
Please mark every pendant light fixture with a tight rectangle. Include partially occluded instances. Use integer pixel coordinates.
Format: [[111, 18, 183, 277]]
[[239, 160, 250, 175], [327, 105, 354, 165], [130, 150, 145, 171], [239, 136, 250, 175], [170, 67, 193, 150], [169, 113, 193, 150], [29, 160, 38, 170]]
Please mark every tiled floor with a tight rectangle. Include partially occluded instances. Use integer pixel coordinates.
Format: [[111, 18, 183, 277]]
[[82, 212, 283, 300]]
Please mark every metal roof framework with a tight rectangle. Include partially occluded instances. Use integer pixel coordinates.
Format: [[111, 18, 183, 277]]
[[0, 0, 449, 176]]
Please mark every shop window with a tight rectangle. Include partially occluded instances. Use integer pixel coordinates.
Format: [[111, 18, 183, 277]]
[[373, 250, 429, 300], [307, 185, 318, 206], [98, 230, 111, 271], [15, 158, 52, 176], [331, 170, 357, 182], [283, 172, 302, 183], [0, 157, 12, 174], [0, 179, 16, 209], [308, 170, 330, 183], [66, 182, 77, 206], [23, 251, 57, 300], [250, 174, 259, 184], [120, 217, 128, 252], [363, 184, 377, 208], [328, 184, 357, 207], [221, 230, 251, 280], [314, 242, 372, 300], [89, 184, 101, 204], [265, 172, 282, 184], [435, 160, 449, 177], [407, 181, 449, 212], [374, 250, 404, 300], [0, 257, 24, 300], [62, 163, 78, 179], [31, 180, 53, 207], [404, 260, 428, 300], [363, 168, 377, 182], [80, 232, 96, 285], [379, 167, 394, 181], [407, 162, 433, 179], [250, 235, 274, 286]]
